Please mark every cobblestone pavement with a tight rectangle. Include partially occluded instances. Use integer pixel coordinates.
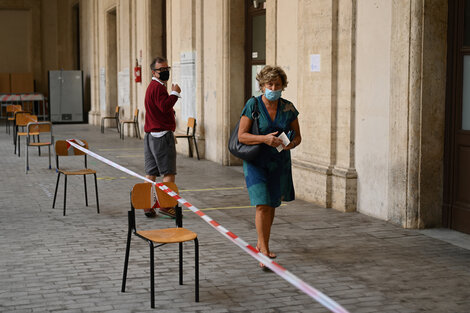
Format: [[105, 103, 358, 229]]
[[1, 123, 470, 313]]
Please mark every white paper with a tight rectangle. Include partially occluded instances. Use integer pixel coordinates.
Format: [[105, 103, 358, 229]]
[[276, 132, 290, 152], [118, 68, 130, 109], [310, 54, 321, 72], [99, 68, 106, 111]]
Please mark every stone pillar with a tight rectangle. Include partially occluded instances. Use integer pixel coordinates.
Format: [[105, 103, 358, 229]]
[[389, 0, 447, 228], [290, 0, 357, 212], [331, 0, 357, 212]]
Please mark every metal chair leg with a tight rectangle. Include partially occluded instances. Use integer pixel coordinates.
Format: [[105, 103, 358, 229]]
[[25, 138, 29, 173], [52, 173, 61, 208], [193, 137, 200, 160], [63, 175, 67, 216], [17, 135, 20, 157], [195, 237, 199, 302], [84, 175, 88, 206], [187, 137, 193, 157], [94, 173, 100, 213], [121, 225, 132, 292], [149, 241, 155, 309], [48, 145, 51, 169], [135, 122, 141, 139], [37, 135, 41, 156], [179, 242, 183, 285]]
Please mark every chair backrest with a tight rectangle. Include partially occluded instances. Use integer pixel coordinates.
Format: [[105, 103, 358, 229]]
[[7, 104, 22, 113], [187, 117, 196, 136], [131, 182, 179, 210], [16, 113, 37, 127], [133, 109, 139, 121], [27, 121, 52, 135], [55, 139, 89, 156]]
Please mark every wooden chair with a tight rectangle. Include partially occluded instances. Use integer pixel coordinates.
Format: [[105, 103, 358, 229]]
[[15, 113, 38, 157], [100, 106, 121, 134], [5, 104, 22, 134], [11, 110, 30, 147], [121, 182, 199, 308], [25, 122, 54, 173], [175, 117, 200, 160], [52, 140, 100, 216], [120, 108, 141, 140]]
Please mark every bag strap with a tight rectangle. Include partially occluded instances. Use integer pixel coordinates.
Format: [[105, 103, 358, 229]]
[[252, 96, 260, 120]]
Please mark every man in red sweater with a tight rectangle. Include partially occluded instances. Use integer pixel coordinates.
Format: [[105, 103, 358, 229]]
[[143, 56, 181, 218]]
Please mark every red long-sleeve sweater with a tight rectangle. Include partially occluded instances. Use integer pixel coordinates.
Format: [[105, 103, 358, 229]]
[[144, 80, 178, 133]]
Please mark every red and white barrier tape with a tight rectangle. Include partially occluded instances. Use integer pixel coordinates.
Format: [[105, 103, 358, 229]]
[[0, 93, 44, 101], [0, 94, 21, 101], [66, 139, 349, 313]]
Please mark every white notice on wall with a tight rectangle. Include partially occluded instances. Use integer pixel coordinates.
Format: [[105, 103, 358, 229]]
[[118, 68, 130, 110], [310, 54, 321, 72], [100, 68, 106, 111]]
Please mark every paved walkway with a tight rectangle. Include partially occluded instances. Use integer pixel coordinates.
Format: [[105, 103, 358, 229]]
[[1, 123, 470, 313]]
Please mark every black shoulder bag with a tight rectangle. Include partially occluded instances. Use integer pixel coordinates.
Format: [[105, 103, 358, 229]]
[[228, 97, 262, 162]]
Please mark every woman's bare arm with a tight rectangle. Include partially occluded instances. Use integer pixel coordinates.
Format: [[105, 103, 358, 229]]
[[238, 115, 283, 147], [284, 118, 301, 150]]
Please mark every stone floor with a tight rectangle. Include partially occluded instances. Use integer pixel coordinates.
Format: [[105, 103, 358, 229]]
[[1, 123, 470, 313]]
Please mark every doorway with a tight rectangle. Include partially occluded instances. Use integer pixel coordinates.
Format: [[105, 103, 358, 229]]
[[444, 0, 470, 234], [150, 0, 166, 59], [106, 8, 118, 117], [72, 4, 80, 71], [245, 0, 266, 101]]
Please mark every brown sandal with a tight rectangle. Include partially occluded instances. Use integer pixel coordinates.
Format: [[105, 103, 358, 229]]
[[256, 246, 277, 259]]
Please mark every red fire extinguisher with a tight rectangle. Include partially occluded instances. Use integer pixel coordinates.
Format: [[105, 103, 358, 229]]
[[134, 59, 142, 83]]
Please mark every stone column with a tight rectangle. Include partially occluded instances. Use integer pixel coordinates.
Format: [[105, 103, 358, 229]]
[[292, 0, 357, 212], [331, 0, 357, 212], [389, 0, 447, 228]]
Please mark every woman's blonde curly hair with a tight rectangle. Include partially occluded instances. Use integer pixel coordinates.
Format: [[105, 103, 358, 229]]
[[256, 65, 289, 91]]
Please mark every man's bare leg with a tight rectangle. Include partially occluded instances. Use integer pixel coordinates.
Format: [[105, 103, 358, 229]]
[[144, 175, 157, 217]]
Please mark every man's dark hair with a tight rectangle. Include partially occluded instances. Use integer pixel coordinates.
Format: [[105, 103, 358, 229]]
[[150, 57, 167, 71]]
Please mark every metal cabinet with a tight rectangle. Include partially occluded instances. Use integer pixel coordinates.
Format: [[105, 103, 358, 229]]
[[49, 70, 83, 123]]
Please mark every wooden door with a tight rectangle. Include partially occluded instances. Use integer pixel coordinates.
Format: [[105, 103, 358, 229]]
[[444, 0, 470, 234]]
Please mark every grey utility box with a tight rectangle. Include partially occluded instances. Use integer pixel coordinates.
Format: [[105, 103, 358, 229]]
[[49, 70, 84, 123]]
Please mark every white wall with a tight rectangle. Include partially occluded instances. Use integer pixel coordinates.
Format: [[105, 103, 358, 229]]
[[355, 1, 392, 219]]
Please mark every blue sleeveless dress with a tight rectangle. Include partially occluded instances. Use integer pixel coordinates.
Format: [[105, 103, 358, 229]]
[[241, 95, 299, 208]]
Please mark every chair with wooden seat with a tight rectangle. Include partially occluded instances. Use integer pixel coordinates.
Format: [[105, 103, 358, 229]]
[[100, 106, 121, 134], [25, 121, 54, 173], [12, 110, 31, 147], [52, 140, 100, 216], [120, 108, 141, 140], [121, 182, 199, 308], [175, 117, 200, 160], [15, 113, 38, 156], [5, 104, 22, 134]]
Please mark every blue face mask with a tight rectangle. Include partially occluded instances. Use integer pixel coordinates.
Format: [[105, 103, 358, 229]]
[[265, 88, 282, 101]]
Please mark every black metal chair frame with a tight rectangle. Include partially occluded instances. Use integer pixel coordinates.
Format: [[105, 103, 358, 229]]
[[120, 109, 141, 140], [5, 104, 22, 135], [25, 121, 54, 173], [100, 106, 121, 134], [52, 141, 100, 216], [121, 186, 199, 309], [175, 117, 200, 160], [12, 110, 31, 153]]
